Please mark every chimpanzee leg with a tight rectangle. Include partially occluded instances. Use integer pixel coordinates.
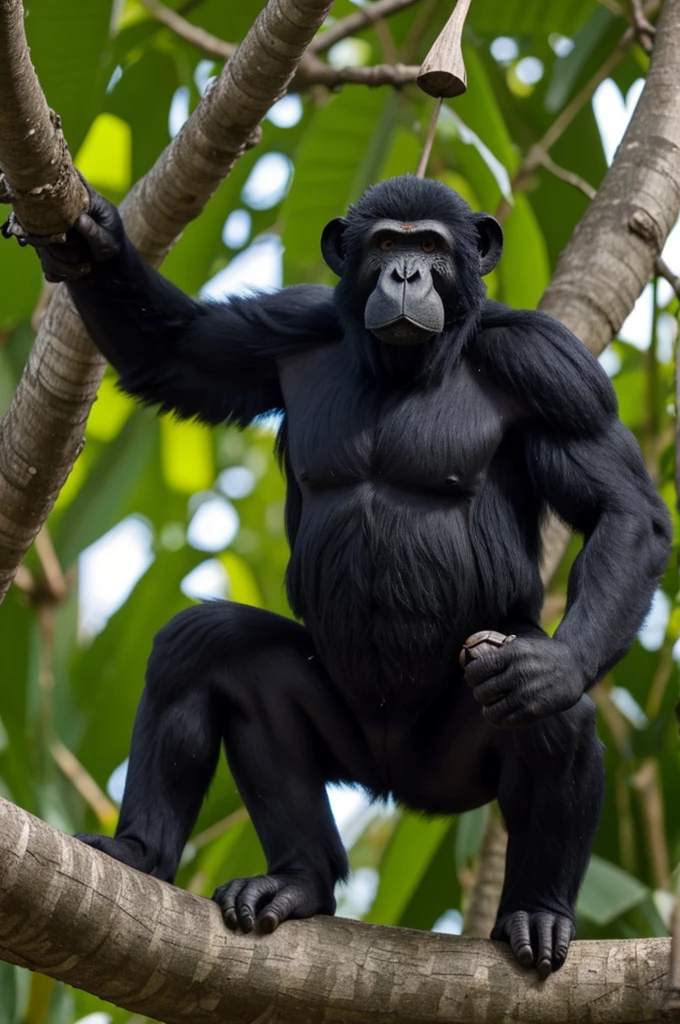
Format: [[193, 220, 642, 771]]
[[77, 601, 376, 930], [492, 695, 604, 977]]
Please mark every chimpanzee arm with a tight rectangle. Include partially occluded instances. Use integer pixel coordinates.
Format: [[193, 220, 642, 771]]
[[527, 417, 671, 683], [470, 304, 672, 723], [30, 189, 340, 427]]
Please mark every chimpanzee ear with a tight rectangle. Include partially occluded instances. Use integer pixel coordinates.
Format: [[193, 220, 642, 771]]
[[321, 217, 348, 277], [472, 213, 503, 276]]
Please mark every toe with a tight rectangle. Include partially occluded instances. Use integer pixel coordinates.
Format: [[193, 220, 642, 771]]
[[257, 885, 299, 933], [213, 879, 246, 931], [553, 917, 575, 970], [535, 915, 555, 979], [508, 911, 533, 967]]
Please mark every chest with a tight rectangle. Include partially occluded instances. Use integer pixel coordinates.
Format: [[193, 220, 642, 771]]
[[279, 347, 516, 488]]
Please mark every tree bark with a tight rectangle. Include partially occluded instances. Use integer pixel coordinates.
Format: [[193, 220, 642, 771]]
[[0, 797, 674, 1024], [0, 0, 333, 602], [0, 0, 88, 236]]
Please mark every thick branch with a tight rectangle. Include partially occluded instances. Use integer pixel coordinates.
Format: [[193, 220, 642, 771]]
[[0, 797, 673, 1024], [0, 0, 334, 602], [0, 0, 87, 235]]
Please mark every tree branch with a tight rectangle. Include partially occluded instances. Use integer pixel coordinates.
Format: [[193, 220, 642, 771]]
[[310, 0, 422, 55], [0, 0, 334, 603], [0, 0, 87, 236], [138, 0, 235, 60], [0, 797, 674, 1024], [137, 0, 421, 91]]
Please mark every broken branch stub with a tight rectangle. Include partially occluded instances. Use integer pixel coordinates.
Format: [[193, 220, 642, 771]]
[[416, 0, 472, 98], [0, 0, 87, 238]]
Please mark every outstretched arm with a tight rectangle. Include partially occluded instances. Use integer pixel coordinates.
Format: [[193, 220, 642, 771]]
[[468, 306, 672, 726], [28, 188, 340, 427]]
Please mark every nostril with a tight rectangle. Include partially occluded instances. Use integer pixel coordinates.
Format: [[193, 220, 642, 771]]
[[406, 268, 420, 282], [391, 266, 405, 282]]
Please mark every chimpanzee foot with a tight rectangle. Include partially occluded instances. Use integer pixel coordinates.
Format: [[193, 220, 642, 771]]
[[75, 833, 151, 874], [213, 872, 336, 935], [491, 910, 575, 978]]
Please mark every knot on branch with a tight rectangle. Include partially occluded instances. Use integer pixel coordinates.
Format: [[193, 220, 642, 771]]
[[628, 207, 663, 249]]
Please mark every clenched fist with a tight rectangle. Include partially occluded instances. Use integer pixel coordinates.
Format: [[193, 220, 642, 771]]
[[462, 632, 585, 728]]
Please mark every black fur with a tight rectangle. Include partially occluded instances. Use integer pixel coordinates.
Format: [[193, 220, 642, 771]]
[[36, 175, 671, 976]]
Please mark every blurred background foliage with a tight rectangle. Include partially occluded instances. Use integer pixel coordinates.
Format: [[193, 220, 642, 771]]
[[0, 0, 678, 1020]]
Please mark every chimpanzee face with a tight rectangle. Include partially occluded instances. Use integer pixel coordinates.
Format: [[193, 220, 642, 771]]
[[321, 177, 503, 347]]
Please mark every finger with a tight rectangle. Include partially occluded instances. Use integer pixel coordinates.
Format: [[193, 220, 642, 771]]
[[482, 695, 530, 729], [257, 886, 299, 934], [508, 911, 533, 967], [535, 915, 554, 979], [75, 214, 118, 262], [464, 646, 512, 688], [215, 879, 246, 931], [237, 880, 272, 932], [553, 917, 574, 969], [470, 668, 514, 706]]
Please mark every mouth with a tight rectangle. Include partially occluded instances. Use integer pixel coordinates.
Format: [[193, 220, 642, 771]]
[[368, 315, 438, 346]]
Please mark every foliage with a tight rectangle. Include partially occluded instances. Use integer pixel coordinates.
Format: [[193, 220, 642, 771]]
[[0, 0, 678, 1020]]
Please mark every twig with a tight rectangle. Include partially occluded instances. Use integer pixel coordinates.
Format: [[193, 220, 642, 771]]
[[415, 97, 443, 177], [630, 0, 656, 51], [310, 0, 421, 55], [499, 13, 659, 222], [137, 0, 421, 91], [656, 256, 680, 299], [298, 60, 420, 90], [33, 526, 67, 603], [50, 737, 118, 827], [631, 759, 670, 891], [190, 807, 249, 851], [138, 0, 234, 60], [462, 809, 507, 938], [535, 152, 597, 200]]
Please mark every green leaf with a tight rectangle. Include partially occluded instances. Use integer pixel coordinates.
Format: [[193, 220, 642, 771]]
[[281, 90, 396, 284], [469, 0, 595, 35], [366, 812, 450, 925], [24, 0, 115, 154], [52, 409, 157, 567], [499, 195, 550, 308], [578, 854, 649, 925]]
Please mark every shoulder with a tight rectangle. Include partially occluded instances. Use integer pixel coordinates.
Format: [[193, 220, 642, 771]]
[[473, 299, 617, 433], [222, 284, 342, 353]]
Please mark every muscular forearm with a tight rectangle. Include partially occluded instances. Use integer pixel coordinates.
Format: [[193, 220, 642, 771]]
[[554, 506, 671, 686], [67, 237, 201, 377]]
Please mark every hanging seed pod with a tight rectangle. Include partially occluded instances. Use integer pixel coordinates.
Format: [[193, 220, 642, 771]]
[[417, 0, 472, 99]]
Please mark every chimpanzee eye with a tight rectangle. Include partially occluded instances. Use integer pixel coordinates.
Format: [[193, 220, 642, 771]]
[[422, 236, 437, 253], [379, 237, 394, 252]]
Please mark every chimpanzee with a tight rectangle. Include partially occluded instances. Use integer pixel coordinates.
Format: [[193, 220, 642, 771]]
[[23, 175, 670, 977]]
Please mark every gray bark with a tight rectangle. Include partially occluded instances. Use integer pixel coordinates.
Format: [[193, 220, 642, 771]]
[[0, 798, 674, 1024]]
